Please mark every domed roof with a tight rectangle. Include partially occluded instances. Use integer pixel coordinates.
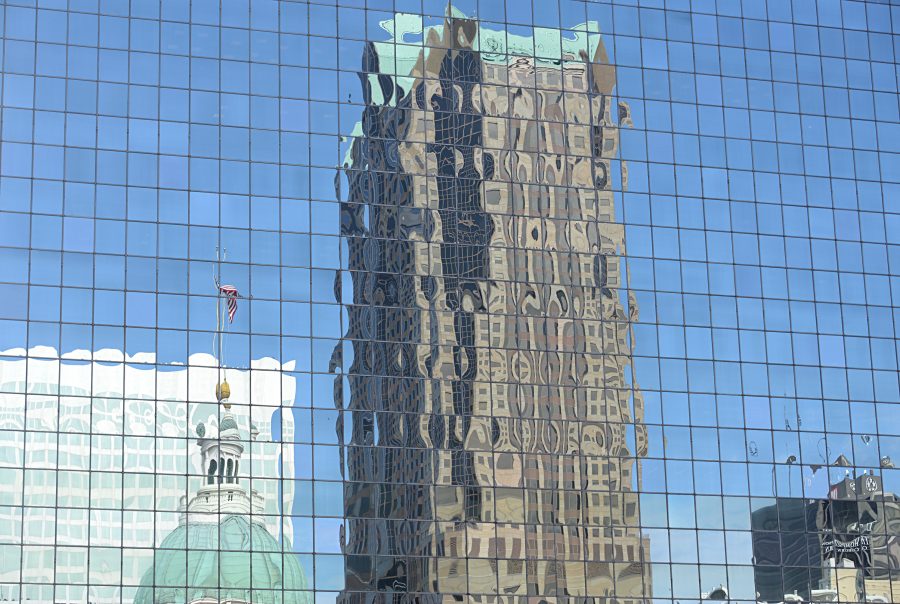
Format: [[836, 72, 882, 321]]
[[219, 413, 239, 433], [133, 515, 310, 604]]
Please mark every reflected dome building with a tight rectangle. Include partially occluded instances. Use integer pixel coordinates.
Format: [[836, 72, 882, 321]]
[[134, 411, 311, 604], [0, 349, 303, 604], [133, 514, 309, 604]]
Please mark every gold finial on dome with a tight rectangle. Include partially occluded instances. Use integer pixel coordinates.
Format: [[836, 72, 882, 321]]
[[216, 380, 231, 408]]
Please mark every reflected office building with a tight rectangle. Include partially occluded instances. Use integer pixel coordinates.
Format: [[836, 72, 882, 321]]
[[336, 11, 649, 602], [752, 473, 900, 603]]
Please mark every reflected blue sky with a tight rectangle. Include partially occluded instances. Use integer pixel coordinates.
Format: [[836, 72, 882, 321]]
[[0, 0, 897, 482]]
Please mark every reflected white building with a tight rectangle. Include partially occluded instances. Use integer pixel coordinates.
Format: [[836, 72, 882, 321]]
[[0, 346, 298, 604]]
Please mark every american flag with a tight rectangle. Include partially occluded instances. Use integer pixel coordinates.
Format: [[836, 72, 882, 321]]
[[218, 284, 239, 323]]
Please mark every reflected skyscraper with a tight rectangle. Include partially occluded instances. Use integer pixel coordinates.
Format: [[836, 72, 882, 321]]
[[336, 12, 649, 601]]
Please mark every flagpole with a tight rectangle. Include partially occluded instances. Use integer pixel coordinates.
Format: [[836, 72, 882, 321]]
[[219, 247, 224, 372], [215, 246, 221, 369], [214, 246, 230, 406], [221, 248, 227, 383]]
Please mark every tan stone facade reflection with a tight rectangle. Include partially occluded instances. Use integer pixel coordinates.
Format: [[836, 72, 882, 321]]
[[338, 14, 649, 603]]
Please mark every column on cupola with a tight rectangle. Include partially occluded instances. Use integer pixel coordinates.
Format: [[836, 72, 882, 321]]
[[197, 411, 245, 485]]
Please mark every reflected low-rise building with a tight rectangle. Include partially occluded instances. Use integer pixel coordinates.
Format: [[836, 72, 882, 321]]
[[752, 473, 900, 603]]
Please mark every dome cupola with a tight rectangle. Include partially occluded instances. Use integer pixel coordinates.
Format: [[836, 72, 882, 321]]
[[134, 404, 310, 603], [196, 411, 244, 488]]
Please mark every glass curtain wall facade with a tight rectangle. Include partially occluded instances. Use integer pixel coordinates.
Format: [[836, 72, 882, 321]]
[[0, 1, 897, 603]]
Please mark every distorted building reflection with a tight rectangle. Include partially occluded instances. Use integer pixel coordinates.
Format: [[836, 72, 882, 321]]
[[336, 11, 649, 602], [752, 472, 899, 603]]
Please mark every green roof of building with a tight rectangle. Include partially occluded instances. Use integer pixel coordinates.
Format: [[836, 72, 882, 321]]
[[367, 10, 605, 105], [219, 413, 239, 434], [133, 514, 311, 604], [343, 9, 607, 165]]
